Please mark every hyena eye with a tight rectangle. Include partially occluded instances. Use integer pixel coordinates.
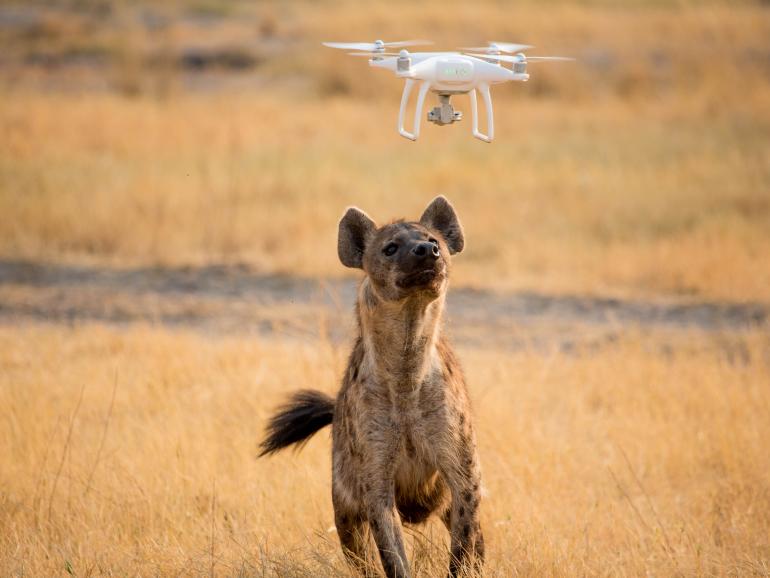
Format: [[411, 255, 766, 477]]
[[383, 243, 398, 257]]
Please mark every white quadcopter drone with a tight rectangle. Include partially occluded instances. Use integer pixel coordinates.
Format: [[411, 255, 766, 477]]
[[323, 40, 572, 142]]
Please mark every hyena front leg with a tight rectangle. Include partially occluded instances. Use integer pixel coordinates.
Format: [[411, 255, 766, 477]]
[[366, 501, 409, 578], [442, 440, 485, 577], [333, 469, 376, 575], [361, 457, 410, 578]]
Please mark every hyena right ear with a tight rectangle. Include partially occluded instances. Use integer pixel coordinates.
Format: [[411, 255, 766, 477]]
[[338, 207, 376, 269], [420, 196, 465, 254]]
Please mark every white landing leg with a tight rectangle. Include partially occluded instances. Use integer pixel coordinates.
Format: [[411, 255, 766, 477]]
[[469, 83, 494, 143], [398, 79, 431, 141]]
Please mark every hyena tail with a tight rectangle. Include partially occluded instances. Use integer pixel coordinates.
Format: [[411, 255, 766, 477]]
[[258, 390, 335, 457]]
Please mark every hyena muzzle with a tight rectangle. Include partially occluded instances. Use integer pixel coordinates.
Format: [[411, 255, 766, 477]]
[[259, 196, 484, 578]]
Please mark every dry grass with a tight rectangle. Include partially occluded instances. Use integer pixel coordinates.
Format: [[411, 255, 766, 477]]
[[1, 2, 769, 300], [2, 2, 770, 576], [1, 323, 768, 576]]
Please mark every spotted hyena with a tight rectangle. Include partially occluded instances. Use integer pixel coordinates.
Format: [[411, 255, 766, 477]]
[[260, 196, 484, 577]]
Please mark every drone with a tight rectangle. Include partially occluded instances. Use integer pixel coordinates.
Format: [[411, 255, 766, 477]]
[[323, 40, 572, 142]]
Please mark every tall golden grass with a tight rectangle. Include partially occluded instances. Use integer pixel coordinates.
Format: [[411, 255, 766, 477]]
[[2, 2, 770, 576], [1, 324, 768, 576], [1, 2, 769, 299]]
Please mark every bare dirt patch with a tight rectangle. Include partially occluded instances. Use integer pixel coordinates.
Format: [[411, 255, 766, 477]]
[[1, 259, 766, 352]]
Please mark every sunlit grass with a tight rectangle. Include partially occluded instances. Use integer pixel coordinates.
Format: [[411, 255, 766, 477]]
[[1, 2, 769, 300], [1, 88, 768, 300], [0, 323, 768, 576], [1, 3, 769, 573]]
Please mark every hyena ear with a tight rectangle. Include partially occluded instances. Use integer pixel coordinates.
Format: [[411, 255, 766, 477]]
[[420, 196, 465, 254], [338, 207, 376, 269]]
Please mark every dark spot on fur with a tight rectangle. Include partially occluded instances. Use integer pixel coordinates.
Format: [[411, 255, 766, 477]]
[[463, 523, 470, 538], [447, 363, 454, 376], [463, 490, 473, 503], [459, 506, 465, 517], [352, 364, 359, 382], [405, 435, 416, 458], [364, 482, 371, 493], [476, 530, 486, 557], [370, 518, 379, 532]]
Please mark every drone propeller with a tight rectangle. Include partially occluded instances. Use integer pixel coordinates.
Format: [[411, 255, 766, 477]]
[[490, 42, 535, 53], [466, 52, 574, 63], [459, 42, 533, 53], [323, 40, 432, 52], [521, 56, 574, 62], [347, 52, 400, 57], [383, 40, 433, 48]]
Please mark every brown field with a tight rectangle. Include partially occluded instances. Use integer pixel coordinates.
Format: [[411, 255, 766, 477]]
[[1, 1, 769, 300], [1, 0, 770, 576], [1, 324, 769, 576]]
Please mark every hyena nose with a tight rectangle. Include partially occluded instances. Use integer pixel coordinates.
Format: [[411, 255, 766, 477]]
[[412, 242, 439, 260]]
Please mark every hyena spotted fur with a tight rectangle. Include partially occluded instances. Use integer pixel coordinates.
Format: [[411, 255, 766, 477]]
[[259, 197, 484, 577]]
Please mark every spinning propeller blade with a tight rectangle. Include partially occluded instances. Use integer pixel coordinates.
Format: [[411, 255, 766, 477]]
[[459, 47, 499, 52], [383, 40, 433, 48], [466, 53, 573, 63], [459, 43, 533, 53], [347, 52, 400, 57], [324, 42, 381, 51], [488, 42, 534, 53], [522, 56, 575, 62], [465, 52, 522, 62], [323, 40, 432, 52], [323, 42, 374, 51]]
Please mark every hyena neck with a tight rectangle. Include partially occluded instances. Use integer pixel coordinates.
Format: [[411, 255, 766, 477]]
[[357, 278, 445, 391]]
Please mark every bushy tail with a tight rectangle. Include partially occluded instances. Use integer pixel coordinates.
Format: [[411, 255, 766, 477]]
[[258, 390, 335, 457]]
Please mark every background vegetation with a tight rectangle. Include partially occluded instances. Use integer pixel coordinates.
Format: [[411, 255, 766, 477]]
[[1, 0, 768, 298], [1, 1, 768, 576]]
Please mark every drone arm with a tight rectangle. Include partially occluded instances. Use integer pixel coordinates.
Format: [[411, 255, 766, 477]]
[[469, 83, 494, 143], [398, 79, 431, 141]]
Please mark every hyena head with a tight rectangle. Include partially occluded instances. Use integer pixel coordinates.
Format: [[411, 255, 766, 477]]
[[337, 196, 464, 301]]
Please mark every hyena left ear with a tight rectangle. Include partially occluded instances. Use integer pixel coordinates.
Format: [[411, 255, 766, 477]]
[[420, 196, 465, 254], [338, 207, 376, 269]]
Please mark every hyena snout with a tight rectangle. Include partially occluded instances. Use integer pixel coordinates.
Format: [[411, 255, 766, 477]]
[[398, 239, 446, 290], [411, 241, 440, 260]]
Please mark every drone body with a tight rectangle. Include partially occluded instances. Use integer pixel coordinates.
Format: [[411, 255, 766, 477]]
[[323, 40, 572, 142]]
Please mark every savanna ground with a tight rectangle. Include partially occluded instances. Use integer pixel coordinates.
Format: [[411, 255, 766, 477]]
[[1, 0, 769, 576]]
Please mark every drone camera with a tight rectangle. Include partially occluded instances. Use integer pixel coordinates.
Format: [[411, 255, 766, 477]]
[[427, 98, 462, 126]]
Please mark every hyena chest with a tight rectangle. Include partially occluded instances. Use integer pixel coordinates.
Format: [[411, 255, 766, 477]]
[[392, 410, 440, 491], [391, 414, 449, 524], [388, 375, 448, 487]]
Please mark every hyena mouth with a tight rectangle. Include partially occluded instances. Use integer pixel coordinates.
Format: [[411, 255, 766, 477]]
[[398, 267, 444, 289]]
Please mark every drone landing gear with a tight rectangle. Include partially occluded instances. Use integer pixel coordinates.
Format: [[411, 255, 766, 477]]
[[397, 80, 494, 143], [428, 94, 462, 126], [469, 83, 494, 143], [397, 79, 430, 141]]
